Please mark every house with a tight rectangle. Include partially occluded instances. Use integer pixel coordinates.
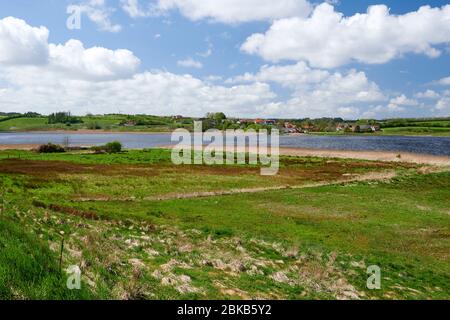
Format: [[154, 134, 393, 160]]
[[336, 123, 350, 131], [237, 119, 254, 124], [123, 120, 137, 127], [172, 115, 183, 120], [255, 119, 276, 125], [265, 119, 277, 125], [284, 122, 296, 129], [352, 124, 380, 133]]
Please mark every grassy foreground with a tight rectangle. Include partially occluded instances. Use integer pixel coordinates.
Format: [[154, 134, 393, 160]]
[[0, 149, 449, 300]]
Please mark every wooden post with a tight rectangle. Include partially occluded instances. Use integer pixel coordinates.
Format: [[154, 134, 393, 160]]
[[59, 237, 65, 275]]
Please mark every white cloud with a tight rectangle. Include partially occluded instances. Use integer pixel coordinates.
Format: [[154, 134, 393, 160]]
[[378, 95, 419, 113], [121, 0, 312, 23], [49, 40, 141, 81], [1, 15, 444, 119], [197, 40, 213, 58], [75, 0, 122, 32], [0, 16, 277, 117], [415, 90, 440, 99], [177, 58, 203, 69], [121, 0, 147, 18], [0, 17, 49, 65], [434, 97, 450, 114], [228, 62, 385, 118], [0, 68, 276, 116], [204, 75, 223, 83], [242, 3, 450, 68], [389, 95, 419, 107], [437, 77, 450, 85], [227, 62, 329, 89]]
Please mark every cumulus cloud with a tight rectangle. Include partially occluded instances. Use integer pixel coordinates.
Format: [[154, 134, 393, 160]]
[[49, 40, 140, 81], [0, 67, 276, 116], [415, 90, 440, 99], [0, 17, 49, 65], [0, 15, 443, 119], [436, 98, 450, 110], [0, 17, 277, 117], [389, 95, 419, 107], [177, 58, 203, 69], [121, 0, 312, 23], [241, 3, 450, 68], [228, 62, 385, 118], [227, 62, 329, 89], [437, 77, 450, 85]]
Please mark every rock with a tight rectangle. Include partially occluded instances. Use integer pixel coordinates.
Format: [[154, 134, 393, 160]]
[[271, 271, 291, 284]]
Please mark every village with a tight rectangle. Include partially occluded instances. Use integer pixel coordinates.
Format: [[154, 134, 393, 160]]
[[175, 114, 383, 134]]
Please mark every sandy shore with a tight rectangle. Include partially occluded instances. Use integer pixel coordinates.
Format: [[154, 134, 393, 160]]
[[0, 144, 40, 151], [277, 147, 450, 167], [1, 143, 449, 166], [163, 145, 450, 167]]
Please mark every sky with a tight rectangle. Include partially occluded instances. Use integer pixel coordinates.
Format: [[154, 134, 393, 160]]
[[0, 0, 449, 119]]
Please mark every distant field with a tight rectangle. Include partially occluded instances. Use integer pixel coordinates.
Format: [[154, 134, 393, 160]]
[[0, 149, 448, 300], [0, 115, 182, 132], [2, 115, 450, 136], [382, 127, 450, 136], [0, 117, 49, 131]]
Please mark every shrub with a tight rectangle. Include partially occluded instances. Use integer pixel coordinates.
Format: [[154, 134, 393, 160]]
[[104, 141, 122, 153], [91, 146, 106, 154], [37, 143, 65, 153], [91, 141, 122, 154], [87, 121, 102, 130]]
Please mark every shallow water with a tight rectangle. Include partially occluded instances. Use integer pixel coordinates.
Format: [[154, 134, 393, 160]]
[[1, 132, 450, 156]]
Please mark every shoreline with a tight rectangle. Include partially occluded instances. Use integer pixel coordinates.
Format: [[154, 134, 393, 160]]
[[1, 130, 450, 138], [160, 145, 450, 167], [1, 144, 450, 167]]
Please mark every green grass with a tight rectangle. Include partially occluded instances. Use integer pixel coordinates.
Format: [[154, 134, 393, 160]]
[[381, 127, 450, 136], [0, 217, 93, 299], [0, 114, 185, 132], [0, 149, 448, 300], [0, 117, 49, 131]]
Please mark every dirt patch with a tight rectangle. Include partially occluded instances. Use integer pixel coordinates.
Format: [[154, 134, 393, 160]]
[[32, 200, 100, 220]]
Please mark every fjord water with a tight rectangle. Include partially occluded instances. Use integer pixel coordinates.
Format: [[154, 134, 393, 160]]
[[1, 132, 450, 156]]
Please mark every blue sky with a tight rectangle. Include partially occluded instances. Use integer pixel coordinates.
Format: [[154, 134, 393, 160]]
[[0, 0, 449, 119]]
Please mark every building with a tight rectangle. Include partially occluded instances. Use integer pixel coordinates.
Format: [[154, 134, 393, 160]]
[[352, 124, 381, 133]]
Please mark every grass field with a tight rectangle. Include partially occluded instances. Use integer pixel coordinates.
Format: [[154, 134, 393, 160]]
[[2, 115, 450, 137], [381, 127, 450, 136], [0, 115, 180, 132], [0, 149, 449, 300]]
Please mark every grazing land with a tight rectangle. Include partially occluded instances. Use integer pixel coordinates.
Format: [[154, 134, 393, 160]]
[[0, 149, 449, 299], [2, 113, 450, 136]]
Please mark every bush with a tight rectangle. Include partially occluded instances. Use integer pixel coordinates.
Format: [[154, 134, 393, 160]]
[[37, 143, 65, 153], [87, 121, 102, 130], [91, 146, 106, 154], [104, 141, 122, 153], [91, 141, 122, 154]]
